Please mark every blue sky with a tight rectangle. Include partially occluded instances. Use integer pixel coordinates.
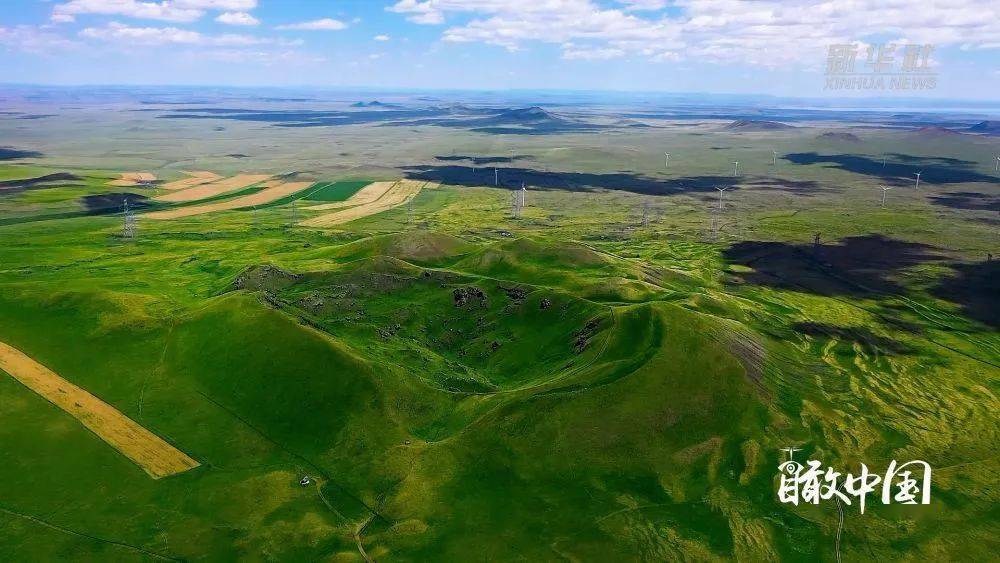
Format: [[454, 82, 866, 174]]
[[1, 1, 998, 99]]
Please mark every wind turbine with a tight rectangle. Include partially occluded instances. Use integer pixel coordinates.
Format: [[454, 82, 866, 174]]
[[882, 154, 887, 168], [664, 152, 670, 169], [995, 155, 999, 172], [732, 161, 740, 176], [879, 185, 893, 207], [520, 182, 527, 207], [494, 167, 499, 186], [771, 150, 777, 165], [715, 185, 730, 210], [913, 171, 922, 189]]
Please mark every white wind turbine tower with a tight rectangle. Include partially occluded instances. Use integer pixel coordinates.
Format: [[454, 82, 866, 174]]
[[494, 167, 499, 186], [664, 152, 670, 169], [732, 160, 740, 176], [715, 185, 730, 211], [913, 171, 922, 189], [520, 182, 527, 208], [772, 150, 777, 165], [994, 155, 999, 172], [879, 185, 893, 208]]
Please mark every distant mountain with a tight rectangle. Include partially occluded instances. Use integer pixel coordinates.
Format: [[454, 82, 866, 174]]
[[817, 131, 861, 142], [968, 120, 1000, 135], [351, 100, 403, 109], [909, 126, 964, 137], [430, 103, 492, 115], [723, 119, 795, 131], [492, 106, 569, 125]]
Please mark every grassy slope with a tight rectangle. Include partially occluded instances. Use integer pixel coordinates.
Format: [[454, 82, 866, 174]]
[[0, 148, 997, 560]]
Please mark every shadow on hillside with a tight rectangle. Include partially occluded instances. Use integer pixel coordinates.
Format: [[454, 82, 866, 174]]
[[723, 235, 945, 296], [0, 172, 80, 194], [792, 322, 914, 354], [931, 260, 999, 328], [402, 164, 738, 195], [929, 191, 999, 212], [81, 193, 152, 212], [435, 155, 532, 165], [0, 147, 43, 160], [784, 152, 998, 184]]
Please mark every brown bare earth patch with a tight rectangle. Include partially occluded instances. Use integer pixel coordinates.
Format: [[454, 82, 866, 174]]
[[108, 172, 156, 187], [0, 341, 199, 479], [300, 180, 430, 228], [146, 180, 314, 219], [160, 170, 222, 190], [155, 173, 271, 203]]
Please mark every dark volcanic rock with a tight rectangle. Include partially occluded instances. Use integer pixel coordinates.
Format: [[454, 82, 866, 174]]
[[453, 286, 487, 307], [499, 285, 528, 302], [233, 265, 301, 292]]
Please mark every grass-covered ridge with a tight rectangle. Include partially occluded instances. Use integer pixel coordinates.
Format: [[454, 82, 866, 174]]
[[0, 135, 997, 561]]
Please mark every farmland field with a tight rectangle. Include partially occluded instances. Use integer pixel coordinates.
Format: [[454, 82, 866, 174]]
[[0, 86, 997, 561], [303, 181, 372, 202]]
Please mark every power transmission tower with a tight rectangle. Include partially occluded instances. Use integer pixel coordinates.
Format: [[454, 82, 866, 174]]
[[510, 190, 522, 219], [641, 200, 650, 227], [122, 198, 137, 239], [407, 197, 414, 225], [289, 199, 298, 226]]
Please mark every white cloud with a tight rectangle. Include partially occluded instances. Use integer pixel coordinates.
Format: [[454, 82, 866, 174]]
[[50, 13, 76, 24], [0, 25, 78, 53], [374, 34, 390, 41], [216, 11, 259, 26], [386, 0, 1000, 67], [81, 21, 204, 44], [618, 0, 667, 10], [52, 0, 257, 24], [79, 21, 292, 47], [562, 45, 626, 60], [276, 18, 347, 31], [387, 0, 444, 25], [196, 48, 325, 65]]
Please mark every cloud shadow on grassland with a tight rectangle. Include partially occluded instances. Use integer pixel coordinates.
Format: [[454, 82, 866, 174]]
[[928, 191, 999, 212], [401, 164, 739, 195], [931, 260, 999, 328], [784, 152, 999, 184], [0, 147, 43, 160], [723, 235, 945, 296]]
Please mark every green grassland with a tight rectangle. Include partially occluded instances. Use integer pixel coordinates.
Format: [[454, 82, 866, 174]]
[[0, 120, 998, 562], [303, 181, 371, 202]]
